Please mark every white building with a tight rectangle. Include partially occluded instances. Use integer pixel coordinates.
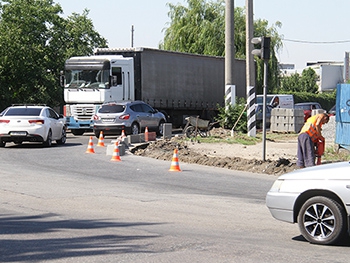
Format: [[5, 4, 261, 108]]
[[307, 62, 343, 92], [279, 61, 344, 92]]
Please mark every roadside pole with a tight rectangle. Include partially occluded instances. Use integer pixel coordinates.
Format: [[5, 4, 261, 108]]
[[251, 36, 271, 161], [225, 0, 235, 108], [262, 59, 268, 161], [246, 0, 256, 138]]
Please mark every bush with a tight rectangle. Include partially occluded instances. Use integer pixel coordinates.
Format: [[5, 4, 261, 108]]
[[216, 98, 247, 133], [292, 91, 336, 111]]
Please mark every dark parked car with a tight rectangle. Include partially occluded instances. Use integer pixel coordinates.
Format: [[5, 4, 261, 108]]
[[328, 104, 336, 116], [294, 102, 323, 122], [93, 101, 166, 138], [255, 104, 273, 129]]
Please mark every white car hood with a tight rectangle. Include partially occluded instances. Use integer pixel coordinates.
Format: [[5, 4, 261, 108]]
[[278, 161, 350, 181]]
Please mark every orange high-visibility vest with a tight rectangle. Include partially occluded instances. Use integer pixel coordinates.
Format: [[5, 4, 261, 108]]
[[300, 115, 320, 143]]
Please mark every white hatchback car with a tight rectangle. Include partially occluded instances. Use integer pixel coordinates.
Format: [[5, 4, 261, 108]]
[[0, 105, 66, 147], [266, 161, 350, 245]]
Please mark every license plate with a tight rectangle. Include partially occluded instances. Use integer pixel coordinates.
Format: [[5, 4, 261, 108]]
[[102, 118, 115, 123], [10, 131, 27, 136]]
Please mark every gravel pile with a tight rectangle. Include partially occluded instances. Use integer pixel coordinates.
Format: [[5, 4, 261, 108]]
[[322, 115, 336, 146]]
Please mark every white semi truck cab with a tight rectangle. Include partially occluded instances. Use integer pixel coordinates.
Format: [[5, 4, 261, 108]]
[[61, 55, 134, 135]]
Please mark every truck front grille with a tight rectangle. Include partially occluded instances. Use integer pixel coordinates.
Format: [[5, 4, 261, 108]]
[[72, 106, 95, 121]]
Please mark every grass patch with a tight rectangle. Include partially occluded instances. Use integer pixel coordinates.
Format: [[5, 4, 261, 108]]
[[323, 147, 350, 162], [183, 131, 298, 145], [180, 128, 350, 163], [265, 132, 299, 141]]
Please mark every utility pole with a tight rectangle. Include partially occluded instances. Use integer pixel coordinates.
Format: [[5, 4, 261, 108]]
[[225, 0, 235, 109], [246, 0, 256, 137], [344, 51, 349, 82], [131, 25, 134, 47]]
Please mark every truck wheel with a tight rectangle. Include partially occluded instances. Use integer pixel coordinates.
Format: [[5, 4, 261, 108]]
[[71, 129, 85, 136], [131, 123, 139, 135], [298, 196, 346, 245], [0, 141, 6, 147]]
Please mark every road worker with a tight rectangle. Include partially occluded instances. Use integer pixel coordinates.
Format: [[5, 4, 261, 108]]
[[297, 113, 329, 168]]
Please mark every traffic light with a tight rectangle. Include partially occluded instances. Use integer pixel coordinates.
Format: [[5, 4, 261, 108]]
[[251, 36, 271, 60]]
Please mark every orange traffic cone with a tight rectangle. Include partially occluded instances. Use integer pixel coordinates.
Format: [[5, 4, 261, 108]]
[[85, 136, 95, 153], [169, 149, 181, 171], [118, 130, 126, 142], [97, 131, 105, 147], [145, 126, 149, 142], [110, 141, 121, 161], [121, 130, 126, 138]]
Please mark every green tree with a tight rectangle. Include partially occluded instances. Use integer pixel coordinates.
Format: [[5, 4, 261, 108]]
[[161, 0, 225, 56], [64, 9, 107, 58], [0, 0, 107, 110], [160, 0, 283, 94], [279, 72, 301, 92], [279, 67, 318, 93], [300, 67, 318, 93]]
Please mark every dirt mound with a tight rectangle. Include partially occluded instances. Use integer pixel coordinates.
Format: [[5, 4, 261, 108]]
[[131, 119, 339, 176], [131, 137, 297, 176]]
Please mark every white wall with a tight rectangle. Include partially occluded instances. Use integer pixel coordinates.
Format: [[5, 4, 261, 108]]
[[320, 64, 344, 91]]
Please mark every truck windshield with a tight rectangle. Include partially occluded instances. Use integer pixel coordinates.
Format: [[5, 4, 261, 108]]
[[65, 69, 110, 89]]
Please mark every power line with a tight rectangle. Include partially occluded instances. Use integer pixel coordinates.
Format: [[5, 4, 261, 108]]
[[284, 39, 350, 44]]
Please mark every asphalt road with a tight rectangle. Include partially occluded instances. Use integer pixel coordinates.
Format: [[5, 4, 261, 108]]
[[1, 133, 350, 262]]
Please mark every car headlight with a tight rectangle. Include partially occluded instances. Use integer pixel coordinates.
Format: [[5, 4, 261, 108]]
[[269, 179, 284, 192]]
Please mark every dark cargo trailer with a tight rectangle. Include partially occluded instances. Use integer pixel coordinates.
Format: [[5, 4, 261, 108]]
[[95, 47, 246, 126]]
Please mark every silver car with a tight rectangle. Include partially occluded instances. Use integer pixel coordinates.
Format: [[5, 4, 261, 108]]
[[266, 162, 350, 245], [93, 101, 166, 138], [0, 105, 66, 147]]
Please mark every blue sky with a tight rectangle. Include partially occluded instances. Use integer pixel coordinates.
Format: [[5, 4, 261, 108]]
[[56, 0, 350, 69]]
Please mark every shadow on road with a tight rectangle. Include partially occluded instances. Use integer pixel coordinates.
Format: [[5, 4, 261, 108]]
[[292, 234, 350, 247], [3, 142, 82, 149], [0, 213, 161, 262]]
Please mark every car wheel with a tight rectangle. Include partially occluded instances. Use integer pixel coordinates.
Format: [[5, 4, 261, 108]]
[[43, 130, 52, 147], [157, 120, 165, 136], [298, 196, 346, 245], [0, 141, 5, 147], [56, 128, 66, 145], [71, 129, 85, 136], [131, 123, 139, 135]]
